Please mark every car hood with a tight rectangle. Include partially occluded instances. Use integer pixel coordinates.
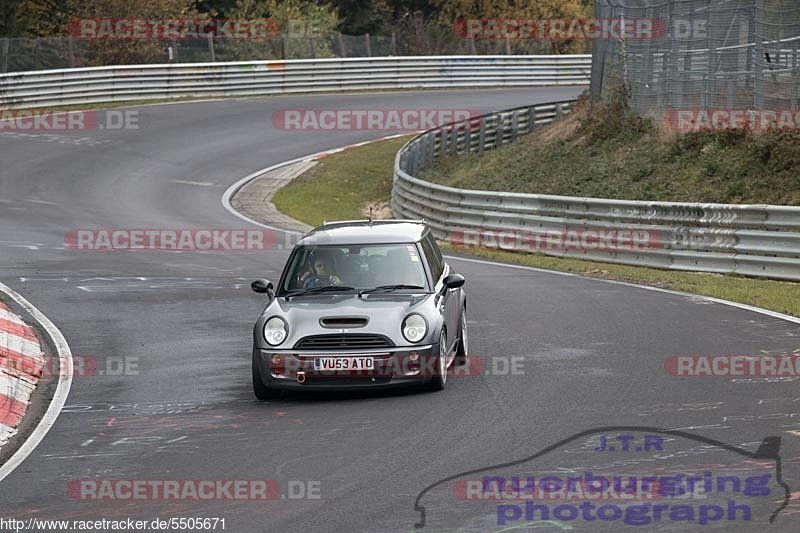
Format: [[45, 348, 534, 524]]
[[257, 293, 436, 349]]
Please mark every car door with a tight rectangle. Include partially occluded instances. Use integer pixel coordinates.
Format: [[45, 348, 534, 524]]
[[437, 247, 460, 353], [421, 233, 457, 354]]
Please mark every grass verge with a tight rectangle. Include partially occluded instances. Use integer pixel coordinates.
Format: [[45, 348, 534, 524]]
[[272, 136, 411, 227], [269, 135, 800, 318]]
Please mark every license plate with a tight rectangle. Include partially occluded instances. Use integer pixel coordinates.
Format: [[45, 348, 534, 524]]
[[313, 356, 375, 371]]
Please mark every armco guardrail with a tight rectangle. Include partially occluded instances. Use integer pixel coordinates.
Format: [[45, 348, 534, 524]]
[[392, 101, 800, 281], [0, 55, 590, 109]]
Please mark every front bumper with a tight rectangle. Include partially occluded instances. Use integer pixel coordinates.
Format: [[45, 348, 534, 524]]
[[254, 344, 440, 391]]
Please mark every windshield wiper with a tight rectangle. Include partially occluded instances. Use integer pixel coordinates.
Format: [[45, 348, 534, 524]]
[[286, 285, 355, 299], [359, 284, 425, 297]]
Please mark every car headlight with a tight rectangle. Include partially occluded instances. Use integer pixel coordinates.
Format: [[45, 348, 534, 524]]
[[402, 314, 427, 343], [264, 316, 288, 346]]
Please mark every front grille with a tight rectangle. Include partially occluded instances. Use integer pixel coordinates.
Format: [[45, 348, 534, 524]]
[[294, 333, 394, 350]]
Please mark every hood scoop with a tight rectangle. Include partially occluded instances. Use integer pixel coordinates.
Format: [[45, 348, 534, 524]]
[[319, 316, 369, 329]]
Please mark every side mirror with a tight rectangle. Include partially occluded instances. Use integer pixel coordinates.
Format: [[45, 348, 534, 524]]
[[251, 279, 274, 294], [443, 273, 465, 289]]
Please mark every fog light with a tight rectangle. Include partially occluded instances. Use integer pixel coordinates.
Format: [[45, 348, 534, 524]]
[[408, 352, 419, 362], [271, 354, 282, 366]]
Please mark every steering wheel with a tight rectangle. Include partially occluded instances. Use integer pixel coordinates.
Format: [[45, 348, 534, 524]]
[[304, 275, 339, 288]]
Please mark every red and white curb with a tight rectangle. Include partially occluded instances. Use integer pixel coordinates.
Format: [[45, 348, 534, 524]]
[[0, 302, 45, 448], [0, 282, 72, 483]]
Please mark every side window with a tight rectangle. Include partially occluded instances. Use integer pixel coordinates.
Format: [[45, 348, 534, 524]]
[[421, 234, 444, 283], [431, 236, 445, 274]]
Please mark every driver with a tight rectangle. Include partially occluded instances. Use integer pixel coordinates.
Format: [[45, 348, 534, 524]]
[[302, 253, 342, 288]]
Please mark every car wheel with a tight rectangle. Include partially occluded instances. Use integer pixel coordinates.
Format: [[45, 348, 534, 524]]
[[424, 329, 448, 392], [252, 349, 280, 400], [455, 304, 468, 364]]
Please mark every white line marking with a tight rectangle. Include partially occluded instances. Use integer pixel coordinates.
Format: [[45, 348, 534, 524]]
[[169, 179, 215, 187], [42, 453, 124, 459], [0, 283, 72, 483]]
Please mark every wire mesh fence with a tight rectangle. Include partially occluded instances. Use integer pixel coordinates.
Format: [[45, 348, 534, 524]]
[[591, 0, 800, 121], [0, 32, 557, 73]]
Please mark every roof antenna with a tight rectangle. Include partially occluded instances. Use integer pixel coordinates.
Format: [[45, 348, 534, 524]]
[[368, 207, 373, 226]]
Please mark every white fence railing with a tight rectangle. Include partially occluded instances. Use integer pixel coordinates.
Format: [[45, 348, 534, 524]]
[[0, 55, 591, 109], [392, 101, 800, 282]]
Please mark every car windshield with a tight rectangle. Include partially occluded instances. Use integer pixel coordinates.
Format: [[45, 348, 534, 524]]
[[280, 243, 429, 294]]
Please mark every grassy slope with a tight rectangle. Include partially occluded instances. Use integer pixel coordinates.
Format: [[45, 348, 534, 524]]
[[422, 96, 800, 205]]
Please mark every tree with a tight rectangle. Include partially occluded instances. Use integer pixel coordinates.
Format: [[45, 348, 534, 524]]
[[66, 0, 200, 66], [1, 0, 72, 36], [227, 0, 339, 59], [432, 0, 593, 53], [327, 0, 391, 35]]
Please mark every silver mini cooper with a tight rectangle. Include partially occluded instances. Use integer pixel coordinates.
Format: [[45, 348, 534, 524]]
[[250, 220, 467, 397]]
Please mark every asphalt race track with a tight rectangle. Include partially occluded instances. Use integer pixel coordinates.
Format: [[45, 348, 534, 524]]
[[1, 87, 799, 531]]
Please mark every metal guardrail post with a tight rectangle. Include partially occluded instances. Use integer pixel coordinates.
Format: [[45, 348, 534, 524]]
[[478, 119, 486, 151], [426, 134, 436, 166], [510, 111, 519, 142]]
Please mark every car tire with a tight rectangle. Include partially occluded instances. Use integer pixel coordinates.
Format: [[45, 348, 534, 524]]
[[252, 349, 280, 400], [424, 329, 448, 392], [455, 304, 468, 365]]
